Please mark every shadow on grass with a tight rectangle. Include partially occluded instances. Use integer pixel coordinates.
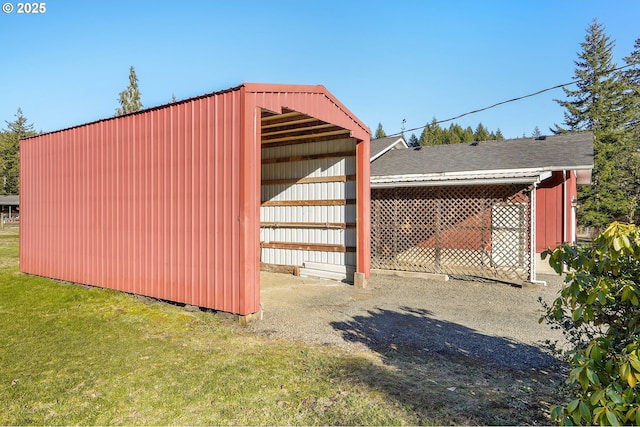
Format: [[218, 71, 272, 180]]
[[331, 306, 566, 425]]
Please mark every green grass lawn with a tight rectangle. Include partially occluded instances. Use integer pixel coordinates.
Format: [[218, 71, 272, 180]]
[[0, 228, 562, 425]]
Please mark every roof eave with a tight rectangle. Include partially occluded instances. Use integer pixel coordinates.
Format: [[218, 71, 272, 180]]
[[370, 169, 555, 188]]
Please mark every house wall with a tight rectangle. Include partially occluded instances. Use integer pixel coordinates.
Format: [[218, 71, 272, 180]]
[[535, 170, 576, 253]]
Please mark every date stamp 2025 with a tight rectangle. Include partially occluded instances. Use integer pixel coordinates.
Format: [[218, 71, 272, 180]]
[[2, 2, 47, 14]]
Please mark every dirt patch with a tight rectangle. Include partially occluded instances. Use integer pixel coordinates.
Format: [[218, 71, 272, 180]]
[[249, 271, 566, 371]]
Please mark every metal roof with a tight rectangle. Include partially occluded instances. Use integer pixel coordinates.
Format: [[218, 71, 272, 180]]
[[371, 133, 594, 178], [23, 83, 370, 143]]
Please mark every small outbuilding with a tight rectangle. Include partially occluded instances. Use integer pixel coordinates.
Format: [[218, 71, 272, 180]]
[[370, 133, 593, 283], [0, 195, 19, 223], [20, 83, 371, 316]]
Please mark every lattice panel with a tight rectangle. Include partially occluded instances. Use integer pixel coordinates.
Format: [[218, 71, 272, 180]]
[[371, 185, 532, 282]]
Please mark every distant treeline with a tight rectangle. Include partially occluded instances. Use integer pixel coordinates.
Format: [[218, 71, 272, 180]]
[[373, 120, 505, 146]]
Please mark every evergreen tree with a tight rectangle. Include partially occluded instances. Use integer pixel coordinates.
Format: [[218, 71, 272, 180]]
[[408, 133, 419, 147], [473, 123, 489, 141], [621, 38, 640, 223], [1, 108, 35, 194], [623, 39, 640, 136], [553, 19, 631, 134], [462, 126, 474, 142], [116, 66, 143, 116], [418, 118, 442, 146], [531, 126, 542, 137], [446, 123, 464, 144], [554, 19, 638, 227], [373, 123, 386, 139], [418, 118, 503, 146]]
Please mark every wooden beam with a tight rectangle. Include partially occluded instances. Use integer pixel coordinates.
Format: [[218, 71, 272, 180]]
[[261, 129, 351, 144], [260, 221, 356, 229], [261, 175, 356, 186], [261, 117, 320, 130], [261, 123, 337, 138], [258, 136, 353, 149], [260, 242, 357, 253], [261, 111, 305, 122], [261, 150, 355, 164], [261, 199, 356, 206]]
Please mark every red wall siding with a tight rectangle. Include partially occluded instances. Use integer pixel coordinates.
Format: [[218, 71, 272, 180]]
[[20, 90, 257, 314], [536, 171, 573, 253]]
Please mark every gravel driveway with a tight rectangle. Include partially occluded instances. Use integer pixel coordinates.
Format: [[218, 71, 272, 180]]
[[247, 271, 567, 371]]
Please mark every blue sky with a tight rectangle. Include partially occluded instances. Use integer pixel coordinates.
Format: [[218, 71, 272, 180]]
[[1, 0, 638, 139]]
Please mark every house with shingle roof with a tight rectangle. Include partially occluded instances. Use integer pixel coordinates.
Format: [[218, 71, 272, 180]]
[[369, 133, 594, 283], [369, 136, 409, 162], [0, 195, 19, 223]]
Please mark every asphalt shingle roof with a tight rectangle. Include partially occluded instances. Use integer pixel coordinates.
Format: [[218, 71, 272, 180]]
[[371, 133, 594, 177], [370, 136, 406, 160]]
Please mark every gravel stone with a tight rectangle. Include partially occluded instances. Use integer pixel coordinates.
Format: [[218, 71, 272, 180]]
[[247, 271, 567, 371]]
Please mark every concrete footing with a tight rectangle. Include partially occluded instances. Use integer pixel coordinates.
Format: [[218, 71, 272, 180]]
[[354, 272, 368, 289]]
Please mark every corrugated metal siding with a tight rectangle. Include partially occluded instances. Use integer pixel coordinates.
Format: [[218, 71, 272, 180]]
[[244, 84, 369, 143], [20, 89, 261, 315], [260, 138, 357, 269]]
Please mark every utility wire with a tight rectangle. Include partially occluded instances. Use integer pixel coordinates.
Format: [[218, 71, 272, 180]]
[[387, 63, 636, 138]]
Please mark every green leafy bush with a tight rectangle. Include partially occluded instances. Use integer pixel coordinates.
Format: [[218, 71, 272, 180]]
[[541, 222, 640, 425]]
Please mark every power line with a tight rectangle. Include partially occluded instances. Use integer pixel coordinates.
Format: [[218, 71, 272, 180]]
[[387, 63, 636, 138]]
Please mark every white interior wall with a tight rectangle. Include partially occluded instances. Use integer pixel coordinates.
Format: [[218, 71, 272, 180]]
[[260, 137, 357, 268]]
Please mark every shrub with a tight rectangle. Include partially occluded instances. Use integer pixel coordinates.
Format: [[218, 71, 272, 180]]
[[541, 222, 640, 425]]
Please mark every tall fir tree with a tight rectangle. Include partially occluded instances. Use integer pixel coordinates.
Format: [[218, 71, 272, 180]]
[[116, 66, 143, 116], [623, 39, 640, 137], [407, 133, 419, 147], [418, 118, 443, 145], [554, 19, 631, 134], [1, 108, 36, 194], [531, 126, 542, 137], [373, 123, 386, 139], [621, 38, 640, 223], [473, 123, 490, 141], [554, 19, 638, 227]]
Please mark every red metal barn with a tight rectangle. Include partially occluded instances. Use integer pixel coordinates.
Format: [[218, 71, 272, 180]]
[[20, 83, 371, 316]]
